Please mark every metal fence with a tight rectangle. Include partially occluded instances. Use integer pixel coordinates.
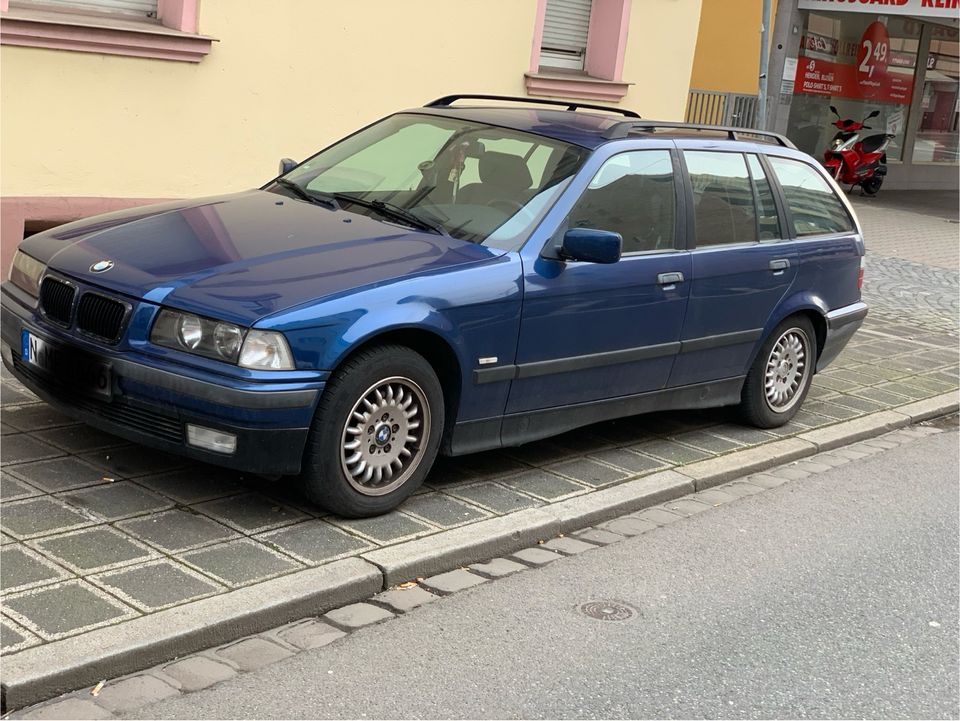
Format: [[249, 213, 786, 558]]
[[686, 90, 759, 129]]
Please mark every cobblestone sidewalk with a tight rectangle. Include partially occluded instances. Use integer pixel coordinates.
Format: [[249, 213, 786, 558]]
[[1, 198, 957, 692]]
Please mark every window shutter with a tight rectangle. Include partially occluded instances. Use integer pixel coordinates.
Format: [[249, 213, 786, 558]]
[[20, 0, 158, 18], [539, 0, 594, 71]]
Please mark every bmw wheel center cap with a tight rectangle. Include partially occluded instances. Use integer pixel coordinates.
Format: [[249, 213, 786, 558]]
[[90, 260, 114, 273]]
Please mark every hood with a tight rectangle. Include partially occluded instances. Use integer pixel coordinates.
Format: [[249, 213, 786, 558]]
[[26, 190, 502, 326]]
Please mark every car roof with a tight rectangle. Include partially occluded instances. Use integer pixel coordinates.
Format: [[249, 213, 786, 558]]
[[404, 96, 796, 152]]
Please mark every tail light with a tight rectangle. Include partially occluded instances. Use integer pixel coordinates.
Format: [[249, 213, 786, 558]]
[[857, 256, 865, 290]]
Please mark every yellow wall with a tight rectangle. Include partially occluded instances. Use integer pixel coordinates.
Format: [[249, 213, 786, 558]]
[[1, 0, 701, 200], [689, 0, 778, 95]]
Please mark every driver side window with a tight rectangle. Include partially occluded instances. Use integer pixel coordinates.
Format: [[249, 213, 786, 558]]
[[566, 150, 677, 253]]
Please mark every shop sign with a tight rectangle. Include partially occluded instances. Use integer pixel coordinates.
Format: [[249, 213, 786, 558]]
[[798, 0, 959, 19], [794, 57, 914, 103]]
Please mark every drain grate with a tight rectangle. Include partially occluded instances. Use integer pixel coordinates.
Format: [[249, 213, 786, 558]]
[[577, 600, 637, 621]]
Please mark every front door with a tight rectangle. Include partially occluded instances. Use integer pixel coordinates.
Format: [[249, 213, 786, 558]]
[[506, 148, 691, 415], [668, 149, 798, 387]]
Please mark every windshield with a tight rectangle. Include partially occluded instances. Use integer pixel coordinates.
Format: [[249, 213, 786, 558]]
[[270, 113, 588, 247]]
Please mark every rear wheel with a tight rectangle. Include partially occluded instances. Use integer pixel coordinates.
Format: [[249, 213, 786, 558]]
[[739, 316, 816, 428], [299, 345, 443, 517], [861, 176, 883, 196]]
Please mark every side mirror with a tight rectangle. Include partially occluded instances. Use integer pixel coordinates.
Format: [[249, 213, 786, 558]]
[[829, 105, 839, 116], [278, 158, 298, 175], [559, 228, 622, 264], [866, 110, 880, 119]]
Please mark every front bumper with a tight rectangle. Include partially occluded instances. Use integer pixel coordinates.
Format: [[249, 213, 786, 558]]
[[817, 301, 868, 372], [1, 285, 323, 475]]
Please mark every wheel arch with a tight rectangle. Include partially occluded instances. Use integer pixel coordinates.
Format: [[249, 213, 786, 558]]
[[750, 294, 830, 372]]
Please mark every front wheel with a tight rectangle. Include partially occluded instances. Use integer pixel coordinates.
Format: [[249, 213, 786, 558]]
[[299, 345, 443, 517], [738, 316, 816, 428]]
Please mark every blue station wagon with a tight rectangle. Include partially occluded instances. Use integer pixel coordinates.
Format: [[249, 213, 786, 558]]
[[1, 95, 868, 517]]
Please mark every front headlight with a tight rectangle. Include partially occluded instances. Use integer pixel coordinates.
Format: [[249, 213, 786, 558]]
[[151, 309, 245, 363], [238, 330, 295, 370], [9, 251, 46, 297]]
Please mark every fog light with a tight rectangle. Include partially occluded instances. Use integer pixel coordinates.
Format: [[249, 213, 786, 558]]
[[186, 424, 237, 454]]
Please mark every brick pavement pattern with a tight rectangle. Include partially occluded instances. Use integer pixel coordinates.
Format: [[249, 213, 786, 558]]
[[0, 198, 957, 675]]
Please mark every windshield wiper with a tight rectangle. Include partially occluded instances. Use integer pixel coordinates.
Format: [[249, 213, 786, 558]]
[[275, 179, 338, 210], [333, 193, 444, 235]]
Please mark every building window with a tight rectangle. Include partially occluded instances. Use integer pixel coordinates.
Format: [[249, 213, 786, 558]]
[[0, 0, 212, 62], [526, 0, 633, 102], [539, 0, 593, 72]]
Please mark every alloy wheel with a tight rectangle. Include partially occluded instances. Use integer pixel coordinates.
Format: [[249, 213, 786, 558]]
[[763, 327, 809, 413]]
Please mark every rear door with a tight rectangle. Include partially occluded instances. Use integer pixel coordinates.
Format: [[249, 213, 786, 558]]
[[668, 148, 798, 387]]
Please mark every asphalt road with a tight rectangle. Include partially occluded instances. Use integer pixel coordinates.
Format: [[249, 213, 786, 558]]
[[135, 429, 960, 720]]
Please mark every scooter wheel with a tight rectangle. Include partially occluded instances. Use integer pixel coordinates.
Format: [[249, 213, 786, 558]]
[[861, 177, 883, 196]]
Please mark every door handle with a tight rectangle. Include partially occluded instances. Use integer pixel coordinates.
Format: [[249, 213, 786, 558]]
[[657, 272, 684, 286], [769, 259, 790, 272]]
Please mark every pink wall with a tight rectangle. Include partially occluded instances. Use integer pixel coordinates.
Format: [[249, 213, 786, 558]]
[[585, 0, 631, 81]]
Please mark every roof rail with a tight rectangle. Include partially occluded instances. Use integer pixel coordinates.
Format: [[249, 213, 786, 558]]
[[425, 94, 641, 118], [603, 120, 795, 148]]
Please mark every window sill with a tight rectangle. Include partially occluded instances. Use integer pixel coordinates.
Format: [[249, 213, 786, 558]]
[[0, 7, 214, 62], [524, 72, 632, 103]]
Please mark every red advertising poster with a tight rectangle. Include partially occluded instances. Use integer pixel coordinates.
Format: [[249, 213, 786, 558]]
[[794, 22, 913, 105]]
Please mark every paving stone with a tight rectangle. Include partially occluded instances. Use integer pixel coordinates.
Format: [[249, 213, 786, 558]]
[[770, 466, 812, 481], [743, 473, 790, 489], [92, 559, 222, 612], [257, 521, 372, 565], [58, 480, 173, 521], [511, 547, 562, 566], [792, 461, 834, 474], [542, 536, 597, 555], [20, 698, 112, 720], [216, 636, 294, 672], [552, 429, 616, 454], [500, 469, 589, 501], [708, 425, 779, 446], [469, 558, 528, 578], [6, 456, 111, 493], [3, 580, 135, 640], [632, 507, 684, 526], [34, 424, 128, 454], [94, 674, 179, 713], [180, 538, 302, 587], [374, 585, 441, 612], [811, 453, 852, 468], [117, 509, 238, 552], [827, 447, 873, 461], [447, 482, 542, 514], [461, 451, 530, 479], [719, 482, 765, 498], [670, 430, 742, 454], [805, 401, 862, 420], [0, 434, 64, 465], [1, 471, 42, 501], [80, 445, 185, 478], [574, 527, 626, 545], [324, 602, 395, 628], [195, 492, 309, 533], [1, 404, 77, 431], [630, 439, 711, 464], [861, 438, 901, 450], [0, 545, 70, 593], [0, 384, 35, 406], [546, 457, 631, 488], [423, 456, 482, 486], [278, 619, 346, 650], [585, 448, 669, 475], [1, 531, 14, 545], [401, 492, 490, 528], [32, 526, 157, 574], [1, 615, 41, 653], [854, 387, 913, 405], [829, 394, 887, 414], [662, 498, 713, 517], [332, 512, 434, 544], [502, 440, 577, 466], [162, 655, 237, 692], [597, 517, 657, 537], [419, 568, 489, 594], [0, 497, 95, 539], [135, 467, 245, 504]]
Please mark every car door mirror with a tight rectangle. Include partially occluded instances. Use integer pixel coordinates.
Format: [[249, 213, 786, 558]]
[[560, 228, 622, 264], [278, 158, 298, 175]]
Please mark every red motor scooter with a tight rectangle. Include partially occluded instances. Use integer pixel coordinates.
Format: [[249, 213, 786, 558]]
[[822, 106, 896, 196]]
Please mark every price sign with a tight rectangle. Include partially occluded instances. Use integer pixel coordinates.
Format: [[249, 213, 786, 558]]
[[857, 21, 890, 97]]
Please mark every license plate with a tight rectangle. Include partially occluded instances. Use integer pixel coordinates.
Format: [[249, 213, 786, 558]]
[[21, 329, 112, 399]]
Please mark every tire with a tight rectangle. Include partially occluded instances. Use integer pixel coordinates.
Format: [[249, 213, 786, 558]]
[[861, 176, 882, 196], [738, 316, 816, 428], [299, 345, 444, 517]]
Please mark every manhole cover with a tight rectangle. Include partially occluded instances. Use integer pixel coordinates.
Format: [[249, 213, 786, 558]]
[[578, 600, 636, 621]]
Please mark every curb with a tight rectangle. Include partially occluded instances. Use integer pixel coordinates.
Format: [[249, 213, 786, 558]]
[[2, 390, 957, 711]]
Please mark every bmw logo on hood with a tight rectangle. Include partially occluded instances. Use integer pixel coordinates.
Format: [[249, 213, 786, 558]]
[[90, 260, 114, 273]]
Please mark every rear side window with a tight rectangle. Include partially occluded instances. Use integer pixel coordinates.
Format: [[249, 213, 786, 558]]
[[567, 150, 677, 253], [685, 151, 757, 247], [768, 157, 854, 237]]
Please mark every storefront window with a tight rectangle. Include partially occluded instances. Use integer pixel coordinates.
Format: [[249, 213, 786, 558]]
[[786, 13, 920, 161], [913, 26, 959, 164]]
